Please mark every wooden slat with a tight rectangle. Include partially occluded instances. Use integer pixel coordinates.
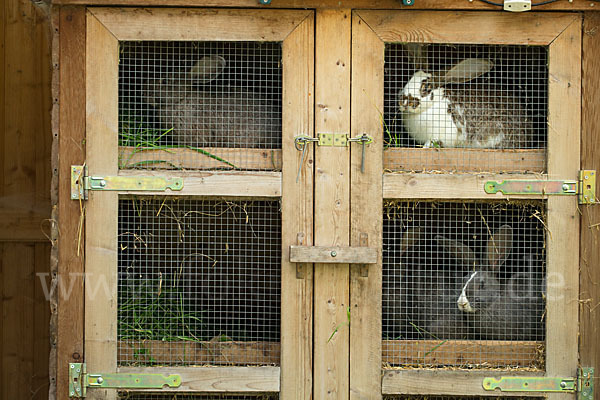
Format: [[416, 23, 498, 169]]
[[382, 369, 545, 397], [382, 340, 544, 367], [350, 13, 384, 400], [119, 146, 282, 171], [314, 9, 351, 400], [0, 208, 52, 242], [280, 13, 314, 400], [51, 0, 600, 11], [118, 340, 280, 365], [383, 148, 546, 174], [546, 16, 581, 400], [117, 170, 281, 197], [2, 244, 35, 400], [356, 10, 577, 45], [85, 11, 119, 400], [579, 11, 600, 392], [118, 366, 280, 392], [57, 7, 86, 400], [33, 243, 51, 400], [290, 245, 377, 264], [383, 173, 551, 200], [90, 7, 312, 41]]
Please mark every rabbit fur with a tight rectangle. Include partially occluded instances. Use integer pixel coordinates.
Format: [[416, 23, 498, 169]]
[[144, 55, 280, 149], [398, 50, 533, 149], [439, 225, 545, 340], [384, 225, 545, 341]]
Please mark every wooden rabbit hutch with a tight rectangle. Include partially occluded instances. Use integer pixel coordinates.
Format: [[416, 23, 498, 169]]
[[50, 1, 600, 400]]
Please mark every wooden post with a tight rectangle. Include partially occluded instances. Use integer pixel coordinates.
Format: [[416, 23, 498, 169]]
[[314, 9, 351, 400], [350, 11, 384, 400], [57, 7, 86, 400], [580, 12, 600, 399]]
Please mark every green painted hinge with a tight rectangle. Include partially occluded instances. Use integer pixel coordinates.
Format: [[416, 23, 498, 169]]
[[69, 363, 181, 398], [484, 170, 596, 204], [483, 367, 593, 400], [71, 165, 183, 200]]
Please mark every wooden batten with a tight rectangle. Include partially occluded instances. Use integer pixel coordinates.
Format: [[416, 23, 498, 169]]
[[313, 9, 352, 400], [579, 11, 600, 389], [57, 7, 87, 400]]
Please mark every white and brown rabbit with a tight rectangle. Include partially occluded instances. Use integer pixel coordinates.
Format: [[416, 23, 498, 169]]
[[398, 51, 533, 149], [437, 225, 546, 340], [144, 55, 280, 149]]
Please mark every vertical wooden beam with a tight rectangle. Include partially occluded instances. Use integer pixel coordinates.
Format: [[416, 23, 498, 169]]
[[546, 16, 581, 400], [34, 243, 51, 400], [580, 12, 600, 397], [314, 9, 351, 400], [84, 11, 119, 400], [0, 0, 6, 395], [281, 14, 315, 400], [57, 6, 86, 400], [350, 12, 384, 400]]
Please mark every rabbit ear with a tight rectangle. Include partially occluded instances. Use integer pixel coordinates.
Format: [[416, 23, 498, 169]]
[[435, 235, 478, 268], [486, 225, 513, 269], [189, 55, 226, 83], [403, 43, 429, 71], [443, 58, 493, 84]]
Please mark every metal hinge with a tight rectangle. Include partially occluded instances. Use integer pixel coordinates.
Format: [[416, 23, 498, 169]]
[[69, 363, 181, 398], [484, 170, 596, 204], [71, 165, 183, 200], [504, 0, 532, 12], [483, 367, 593, 400]]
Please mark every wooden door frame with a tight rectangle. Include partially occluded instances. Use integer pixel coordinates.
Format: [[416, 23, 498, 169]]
[[353, 9, 581, 397], [82, 7, 314, 396]]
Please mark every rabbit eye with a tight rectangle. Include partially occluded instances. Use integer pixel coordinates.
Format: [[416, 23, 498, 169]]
[[420, 81, 434, 97]]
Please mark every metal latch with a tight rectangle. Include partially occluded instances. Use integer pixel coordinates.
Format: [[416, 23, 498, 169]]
[[318, 133, 349, 147], [504, 0, 532, 12], [69, 363, 181, 398], [483, 367, 593, 400], [484, 170, 596, 204], [71, 165, 183, 200]]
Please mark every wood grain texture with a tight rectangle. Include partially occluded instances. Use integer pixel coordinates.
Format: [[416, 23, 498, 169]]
[[383, 173, 552, 200], [90, 7, 311, 41], [57, 7, 86, 400], [350, 12, 384, 400], [280, 13, 314, 400], [382, 340, 543, 368], [545, 15, 581, 400], [52, 0, 600, 11], [382, 369, 546, 396], [290, 245, 377, 264], [84, 11, 119, 400], [118, 366, 280, 392], [355, 10, 577, 45], [119, 146, 282, 171], [118, 170, 281, 197], [383, 148, 546, 174], [314, 9, 351, 400], [579, 12, 600, 398]]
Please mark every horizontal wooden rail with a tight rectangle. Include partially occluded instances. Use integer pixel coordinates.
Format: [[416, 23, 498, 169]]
[[118, 366, 280, 392], [118, 339, 542, 368], [117, 170, 282, 197], [290, 245, 377, 263]]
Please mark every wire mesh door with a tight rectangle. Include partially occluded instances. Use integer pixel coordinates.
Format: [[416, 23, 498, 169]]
[[352, 9, 581, 399], [83, 8, 314, 399]]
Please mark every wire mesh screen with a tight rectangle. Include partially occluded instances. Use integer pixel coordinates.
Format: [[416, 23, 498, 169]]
[[382, 201, 546, 369], [119, 394, 278, 400], [117, 198, 281, 366], [384, 44, 548, 173], [119, 42, 282, 171]]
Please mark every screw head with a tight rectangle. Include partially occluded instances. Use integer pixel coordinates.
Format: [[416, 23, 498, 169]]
[[71, 365, 75, 369], [97, 377, 104, 384], [562, 184, 570, 191], [560, 381, 567, 388], [331, 251, 337, 257], [100, 180, 106, 187]]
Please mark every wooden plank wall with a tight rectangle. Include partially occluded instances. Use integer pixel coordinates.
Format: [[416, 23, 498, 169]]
[[0, 0, 52, 400]]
